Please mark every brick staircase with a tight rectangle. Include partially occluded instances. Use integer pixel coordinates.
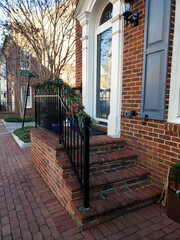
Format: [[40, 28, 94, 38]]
[[53, 134, 162, 230]]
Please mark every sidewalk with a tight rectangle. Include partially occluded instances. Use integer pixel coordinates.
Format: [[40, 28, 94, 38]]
[[0, 120, 180, 240], [2, 121, 35, 133]]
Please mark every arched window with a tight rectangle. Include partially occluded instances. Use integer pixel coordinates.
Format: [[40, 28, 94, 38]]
[[100, 3, 113, 25]]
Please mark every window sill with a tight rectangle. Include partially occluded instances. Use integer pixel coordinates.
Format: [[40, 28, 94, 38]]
[[168, 117, 180, 124], [165, 119, 180, 134]]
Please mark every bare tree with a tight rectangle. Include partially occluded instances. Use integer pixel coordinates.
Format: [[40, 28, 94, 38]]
[[0, 39, 35, 116], [0, 0, 76, 116], [0, 0, 76, 81]]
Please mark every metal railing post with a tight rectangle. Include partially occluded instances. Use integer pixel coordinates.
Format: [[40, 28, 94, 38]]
[[35, 89, 37, 129], [83, 117, 90, 209], [38, 93, 41, 126], [22, 76, 31, 127], [58, 87, 62, 144]]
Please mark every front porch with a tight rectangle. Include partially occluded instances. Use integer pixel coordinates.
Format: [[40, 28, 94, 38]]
[[31, 127, 162, 230]]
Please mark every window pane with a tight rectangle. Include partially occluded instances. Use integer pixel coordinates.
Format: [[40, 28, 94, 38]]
[[21, 86, 31, 109], [100, 3, 113, 25], [20, 49, 31, 70], [96, 27, 112, 119]]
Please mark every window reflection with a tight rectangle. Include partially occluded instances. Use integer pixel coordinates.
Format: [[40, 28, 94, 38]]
[[96, 27, 112, 119]]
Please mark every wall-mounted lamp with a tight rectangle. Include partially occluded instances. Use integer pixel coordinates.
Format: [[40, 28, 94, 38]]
[[121, 0, 139, 27]]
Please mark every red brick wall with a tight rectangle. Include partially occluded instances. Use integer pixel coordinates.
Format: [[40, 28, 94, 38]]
[[74, 0, 177, 187], [75, 0, 82, 87], [31, 129, 81, 227], [121, 0, 176, 187], [75, 20, 82, 87]]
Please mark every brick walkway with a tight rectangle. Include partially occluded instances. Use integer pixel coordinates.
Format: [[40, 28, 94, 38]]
[[0, 120, 180, 240]]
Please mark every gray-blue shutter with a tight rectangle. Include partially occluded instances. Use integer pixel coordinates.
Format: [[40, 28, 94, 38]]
[[141, 0, 171, 120]]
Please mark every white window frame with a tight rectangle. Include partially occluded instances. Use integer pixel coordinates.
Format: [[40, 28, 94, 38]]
[[168, 1, 180, 124], [21, 86, 32, 109], [20, 49, 31, 71], [94, 20, 112, 123]]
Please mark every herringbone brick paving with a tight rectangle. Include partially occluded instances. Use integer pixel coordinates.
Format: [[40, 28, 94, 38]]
[[0, 120, 180, 239]]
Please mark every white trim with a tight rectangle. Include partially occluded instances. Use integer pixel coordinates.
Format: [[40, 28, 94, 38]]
[[96, 20, 112, 35], [95, 117, 108, 123], [167, 118, 180, 124], [12, 133, 31, 148], [21, 86, 32, 109], [168, 0, 180, 123], [107, 0, 123, 137], [76, 11, 90, 26]]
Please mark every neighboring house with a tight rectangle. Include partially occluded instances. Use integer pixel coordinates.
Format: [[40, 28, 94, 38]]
[[74, 0, 178, 188], [1, 34, 35, 117], [0, 2, 76, 117], [0, 51, 8, 106]]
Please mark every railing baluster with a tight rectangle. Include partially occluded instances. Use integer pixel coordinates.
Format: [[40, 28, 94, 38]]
[[84, 117, 90, 209], [58, 87, 62, 144], [39, 94, 41, 126], [67, 115, 69, 151], [35, 89, 37, 129], [71, 121, 72, 157], [81, 138, 83, 182], [51, 89, 53, 131], [77, 129, 79, 174]]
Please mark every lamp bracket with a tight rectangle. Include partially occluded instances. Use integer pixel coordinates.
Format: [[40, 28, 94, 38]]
[[124, 13, 139, 27]]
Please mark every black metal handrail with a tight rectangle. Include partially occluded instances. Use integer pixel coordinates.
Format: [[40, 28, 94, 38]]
[[35, 86, 90, 208]]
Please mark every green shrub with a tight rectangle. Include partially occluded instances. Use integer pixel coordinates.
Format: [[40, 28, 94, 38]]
[[18, 132, 31, 143], [3, 115, 35, 122], [3, 115, 22, 122], [25, 116, 35, 122], [169, 163, 180, 192], [13, 126, 34, 143]]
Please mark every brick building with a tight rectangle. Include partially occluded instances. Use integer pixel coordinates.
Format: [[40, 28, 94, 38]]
[[74, 0, 178, 188], [0, 1, 76, 118], [1, 34, 37, 117], [30, 0, 180, 229]]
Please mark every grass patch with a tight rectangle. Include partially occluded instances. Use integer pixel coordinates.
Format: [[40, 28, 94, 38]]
[[13, 126, 34, 143], [3, 115, 35, 122]]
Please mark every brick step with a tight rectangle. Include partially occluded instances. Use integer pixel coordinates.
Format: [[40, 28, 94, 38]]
[[31, 129, 163, 230], [89, 150, 136, 173], [71, 182, 162, 230], [92, 123, 107, 133], [56, 135, 125, 157], [31, 128, 125, 156], [64, 166, 150, 201], [89, 135, 125, 153], [55, 149, 137, 179]]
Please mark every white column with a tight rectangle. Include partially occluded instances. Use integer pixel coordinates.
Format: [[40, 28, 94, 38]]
[[76, 11, 92, 115], [108, 0, 123, 138]]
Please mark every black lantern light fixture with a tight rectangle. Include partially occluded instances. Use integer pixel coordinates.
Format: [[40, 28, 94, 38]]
[[121, 0, 139, 27]]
